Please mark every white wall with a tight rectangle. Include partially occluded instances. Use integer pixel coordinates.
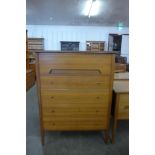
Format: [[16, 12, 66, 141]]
[[26, 25, 129, 51]]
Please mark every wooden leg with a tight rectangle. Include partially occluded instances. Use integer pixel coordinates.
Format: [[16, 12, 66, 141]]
[[111, 93, 119, 143], [112, 118, 117, 143], [103, 130, 110, 144], [41, 129, 45, 145]]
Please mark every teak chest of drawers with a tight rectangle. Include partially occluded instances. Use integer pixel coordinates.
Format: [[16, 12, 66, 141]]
[[35, 51, 115, 144]]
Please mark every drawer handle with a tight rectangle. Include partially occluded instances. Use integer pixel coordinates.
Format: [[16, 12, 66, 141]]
[[49, 69, 102, 76], [96, 82, 104, 85], [51, 96, 54, 99], [51, 110, 55, 113], [96, 96, 100, 99], [50, 81, 54, 85]]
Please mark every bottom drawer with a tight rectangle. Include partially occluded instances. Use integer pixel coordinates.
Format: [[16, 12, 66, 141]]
[[43, 120, 107, 131]]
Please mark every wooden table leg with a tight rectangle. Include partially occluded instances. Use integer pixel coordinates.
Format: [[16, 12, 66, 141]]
[[103, 130, 110, 144], [41, 129, 45, 145], [112, 117, 117, 143], [112, 93, 119, 143]]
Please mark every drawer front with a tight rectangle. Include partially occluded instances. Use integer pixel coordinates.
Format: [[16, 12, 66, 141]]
[[117, 94, 129, 119], [38, 53, 113, 74], [42, 110, 108, 129], [41, 91, 110, 106], [40, 75, 111, 90], [42, 107, 107, 116], [43, 120, 107, 131], [42, 107, 108, 121], [41, 91, 110, 130]]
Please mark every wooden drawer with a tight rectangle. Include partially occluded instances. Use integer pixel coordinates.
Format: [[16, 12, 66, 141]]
[[40, 75, 111, 90], [41, 91, 109, 130], [115, 63, 127, 73], [43, 115, 107, 122], [117, 93, 129, 119], [42, 107, 107, 116], [42, 107, 108, 120], [43, 120, 107, 131], [39, 53, 113, 74], [41, 90, 110, 106]]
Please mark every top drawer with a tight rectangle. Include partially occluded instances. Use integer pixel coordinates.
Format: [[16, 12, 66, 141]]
[[40, 75, 111, 90], [38, 53, 114, 75]]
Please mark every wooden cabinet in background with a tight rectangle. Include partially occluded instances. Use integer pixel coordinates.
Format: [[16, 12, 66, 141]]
[[115, 63, 127, 73], [26, 69, 35, 91], [27, 37, 44, 79], [28, 38, 44, 64], [108, 34, 122, 55], [112, 80, 129, 143], [26, 30, 30, 69], [86, 41, 105, 52], [61, 41, 80, 51]]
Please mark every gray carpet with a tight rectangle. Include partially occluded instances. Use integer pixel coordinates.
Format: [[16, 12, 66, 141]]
[[26, 84, 129, 155]]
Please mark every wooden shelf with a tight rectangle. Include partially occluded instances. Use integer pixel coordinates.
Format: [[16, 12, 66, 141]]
[[61, 41, 80, 51], [86, 41, 105, 52], [27, 37, 44, 65]]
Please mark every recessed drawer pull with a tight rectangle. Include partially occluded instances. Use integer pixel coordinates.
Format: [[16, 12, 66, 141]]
[[50, 96, 54, 99], [96, 82, 104, 85], [50, 81, 54, 85], [50, 110, 55, 113], [49, 69, 102, 76], [96, 96, 100, 99]]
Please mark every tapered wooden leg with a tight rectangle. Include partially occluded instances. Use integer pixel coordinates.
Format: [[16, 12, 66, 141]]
[[103, 130, 110, 144], [41, 129, 45, 145], [112, 118, 117, 143]]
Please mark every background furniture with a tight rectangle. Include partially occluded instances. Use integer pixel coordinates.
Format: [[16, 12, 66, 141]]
[[36, 51, 115, 144], [108, 34, 122, 55], [61, 41, 80, 51], [115, 63, 127, 72], [86, 41, 105, 52], [114, 72, 129, 81], [112, 80, 129, 143], [26, 30, 30, 70], [28, 38, 44, 64], [27, 37, 44, 77], [26, 30, 36, 91], [108, 34, 129, 64], [26, 69, 35, 91]]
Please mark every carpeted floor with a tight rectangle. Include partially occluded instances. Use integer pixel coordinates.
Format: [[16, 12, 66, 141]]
[[26, 84, 129, 155]]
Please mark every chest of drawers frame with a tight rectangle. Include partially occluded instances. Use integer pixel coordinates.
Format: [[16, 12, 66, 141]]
[[35, 51, 115, 144]]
